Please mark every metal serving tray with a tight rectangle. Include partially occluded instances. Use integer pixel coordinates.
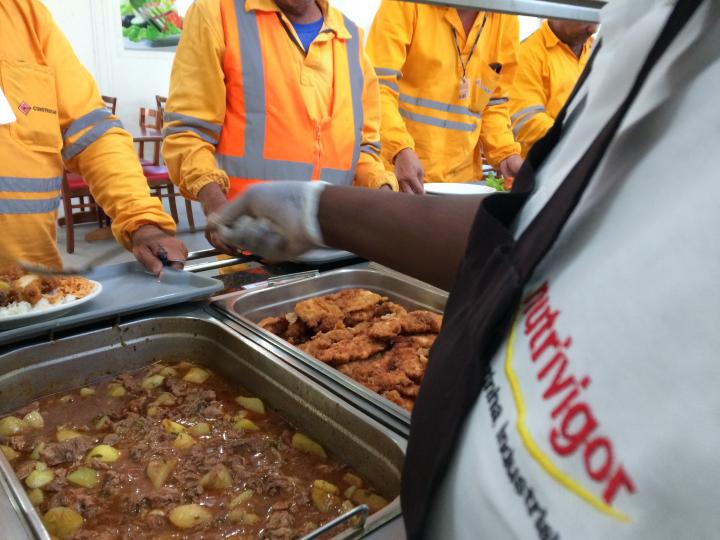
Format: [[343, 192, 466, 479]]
[[0, 312, 405, 540], [213, 267, 448, 431], [0, 262, 223, 347]]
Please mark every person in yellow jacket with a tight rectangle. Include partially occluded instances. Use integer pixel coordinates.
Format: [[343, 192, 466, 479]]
[[366, 2, 523, 194], [163, 0, 398, 251], [509, 19, 597, 157], [0, 0, 186, 274]]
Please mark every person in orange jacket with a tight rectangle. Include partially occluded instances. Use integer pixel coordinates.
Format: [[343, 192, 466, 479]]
[[509, 19, 597, 156], [163, 0, 398, 252], [366, 1, 523, 194], [0, 0, 186, 274]]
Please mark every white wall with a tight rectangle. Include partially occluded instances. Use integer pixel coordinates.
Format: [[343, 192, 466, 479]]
[[43, 0, 174, 129]]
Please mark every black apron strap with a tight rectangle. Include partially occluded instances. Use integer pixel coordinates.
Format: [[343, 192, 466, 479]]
[[401, 1, 705, 537]]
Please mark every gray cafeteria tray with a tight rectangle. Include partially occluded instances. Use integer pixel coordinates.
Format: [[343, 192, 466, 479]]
[[212, 267, 448, 430], [0, 261, 223, 347], [0, 311, 405, 540]]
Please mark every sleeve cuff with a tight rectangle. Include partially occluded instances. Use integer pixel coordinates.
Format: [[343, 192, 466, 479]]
[[181, 170, 230, 199], [486, 144, 522, 169]]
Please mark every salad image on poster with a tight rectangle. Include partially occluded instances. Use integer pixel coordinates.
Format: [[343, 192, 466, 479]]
[[120, 0, 191, 50]]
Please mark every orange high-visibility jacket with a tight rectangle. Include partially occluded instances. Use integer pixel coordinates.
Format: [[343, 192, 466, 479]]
[[366, 1, 521, 183], [163, 0, 397, 201], [509, 20, 594, 157], [0, 0, 175, 269]]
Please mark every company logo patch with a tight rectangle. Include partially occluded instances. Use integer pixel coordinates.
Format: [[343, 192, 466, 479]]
[[18, 101, 31, 116]]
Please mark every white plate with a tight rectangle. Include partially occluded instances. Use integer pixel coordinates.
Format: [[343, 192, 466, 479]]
[[0, 281, 103, 330], [424, 183, 496, 196]]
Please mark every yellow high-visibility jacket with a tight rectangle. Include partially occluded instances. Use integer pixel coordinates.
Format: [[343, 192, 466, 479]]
[[509, 20, 594, 157], [0, 0, 175, 270], [163, 0, 397, 201], [366, 1, 521, 183]]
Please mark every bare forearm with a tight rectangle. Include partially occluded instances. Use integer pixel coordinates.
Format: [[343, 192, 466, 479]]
[[318, 187, 482, 290]]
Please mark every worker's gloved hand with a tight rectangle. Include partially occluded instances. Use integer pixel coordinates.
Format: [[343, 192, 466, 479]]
[[131, 224, 188, 276], [209, 182, 328, 261]]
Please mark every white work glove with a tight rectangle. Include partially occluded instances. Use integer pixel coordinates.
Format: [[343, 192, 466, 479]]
[[209, 181, 328, 261]]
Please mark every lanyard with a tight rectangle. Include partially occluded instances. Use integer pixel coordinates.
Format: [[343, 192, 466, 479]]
[[451, 14, 487, 80]]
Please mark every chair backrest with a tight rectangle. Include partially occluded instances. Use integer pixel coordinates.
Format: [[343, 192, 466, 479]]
[[101, 95, 117, 115], [139, 107, 162, 130], [155, 95, 167, 127]]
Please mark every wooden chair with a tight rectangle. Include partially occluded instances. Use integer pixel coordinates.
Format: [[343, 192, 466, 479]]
[[59, 172, 105, 254], [101, 95, 117, 115], [137, 106, 195, 232], [155, 95, 167, 121], [138, 107, 163, 165]]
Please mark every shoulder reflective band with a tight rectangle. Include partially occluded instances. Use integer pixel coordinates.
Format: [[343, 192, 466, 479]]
[[360, 141, 381, 157], [63, 108, 112, 139], [163, 112, 222, 136], [379, 79, 400, 93], [399, 94, 481, 119], [512, 105, 546, 137], [162, 125, 219, 145], [0, 197, 60, 214], [399, 109, 477, 132], [0, 176, 62, 193], [511, 105, 546, 123], [375, 67, 402, 79], [62, 119, 124, 161]]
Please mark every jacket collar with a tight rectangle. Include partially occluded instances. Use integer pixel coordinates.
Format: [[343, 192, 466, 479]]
[[244, 0, 351, 39], [541, 19, 594, 59]]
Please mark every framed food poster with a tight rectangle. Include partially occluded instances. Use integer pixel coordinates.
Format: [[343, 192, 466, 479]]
[[120, 0, 192, 50]]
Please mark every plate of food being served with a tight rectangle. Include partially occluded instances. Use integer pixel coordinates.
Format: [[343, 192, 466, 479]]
[[0, 266, 102, 329]]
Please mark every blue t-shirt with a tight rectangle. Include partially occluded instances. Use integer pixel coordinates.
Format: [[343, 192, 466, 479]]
[[292, 17, 324, 52]]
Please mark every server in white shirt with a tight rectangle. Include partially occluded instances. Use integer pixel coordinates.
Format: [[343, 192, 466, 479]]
[[208, 0, 720, 538]]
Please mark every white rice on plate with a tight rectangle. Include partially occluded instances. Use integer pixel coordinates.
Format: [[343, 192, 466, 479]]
[[0, 294, 79, 319]]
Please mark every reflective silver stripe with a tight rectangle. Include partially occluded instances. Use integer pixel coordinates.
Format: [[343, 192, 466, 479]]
[[379, 79, 399, 93], [0, 176, 62, 193], [488, 97, 509, 106], [511, 105, 545, 122], [399, 93, 481, 119], [162, 125, 218, 145], [217, 154, 313, 180], [513, 110, 544, 137], [63, 108, 112, 139], [320, 168, 353, 184], [375, 67, 401, 79], [344, 15, 363, 187], [163, 112, 222, 135], [235, 3, 269, 176], [399, 109, 477, 132], [360, 140, 381, 157], [62, 119, 123, 161], [360, 144, 380, 157], [0, 197, 61, 214], [480, 84, 494, 94]]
